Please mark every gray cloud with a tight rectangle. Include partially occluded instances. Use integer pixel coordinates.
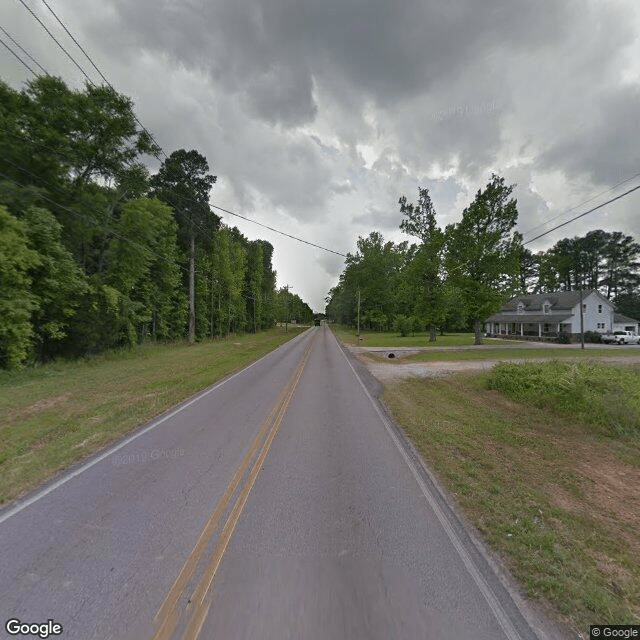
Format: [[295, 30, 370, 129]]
[[3, 0, 640, 309]]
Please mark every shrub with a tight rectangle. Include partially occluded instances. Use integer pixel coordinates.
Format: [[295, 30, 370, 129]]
[[393, 314, 413, 337], [487, 361, 640, 436], [556, 332, 571, 344], [584, 331, 602, 344]]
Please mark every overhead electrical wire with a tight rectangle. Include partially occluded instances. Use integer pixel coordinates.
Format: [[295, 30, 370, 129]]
[[39, 0, 167, 160], [0, 167, 190, 337], [12, 2, 640, 263], [0, 162, 187, 275], [15, 0, 92, 82], [520, 171, 640, 239], [0, 33, 37, 76], [210, 203, 348, 257], [0, 24, 48, 75], [15, 0, 348, 259], [0, 159, 285, 308], [523, 184, 640, 246], [0, 166, 293, 334]]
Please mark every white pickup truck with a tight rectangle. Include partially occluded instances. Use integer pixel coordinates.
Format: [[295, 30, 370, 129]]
[[601, 330, 640, 345]]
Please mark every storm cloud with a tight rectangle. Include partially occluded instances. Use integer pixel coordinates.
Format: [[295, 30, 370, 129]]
[[3, 0, 640, 309]]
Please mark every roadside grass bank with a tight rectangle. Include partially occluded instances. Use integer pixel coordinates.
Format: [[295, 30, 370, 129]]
[[382, 361, 640, 636], [360, 347, 640, 363], [0, 327, 306, 506], [332, 325, 493, 347]]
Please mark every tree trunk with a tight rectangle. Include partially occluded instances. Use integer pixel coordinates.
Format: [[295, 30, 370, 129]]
[[189, 233, 195, 344], [473, 319, 483, 345], [429, 324, 437, 341]]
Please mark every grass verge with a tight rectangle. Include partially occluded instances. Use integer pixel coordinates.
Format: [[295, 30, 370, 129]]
[[332, 325, 492, 347], [361, 347, 640, 363], [382, 362, 640, 636], [0, 327, 305, 506]]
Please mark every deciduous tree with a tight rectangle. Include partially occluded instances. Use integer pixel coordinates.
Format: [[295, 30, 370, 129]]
[[445, 174, 522, 344]]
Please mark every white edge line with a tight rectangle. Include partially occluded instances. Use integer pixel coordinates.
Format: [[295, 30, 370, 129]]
[[333, 334, 524, 640], [0, 330, 311, 526]]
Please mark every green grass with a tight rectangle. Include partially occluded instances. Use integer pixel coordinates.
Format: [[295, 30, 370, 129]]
[[488, 361, 640, 437], [383, 365, 640, 636], [0, 327, 305, 505], [369, 347, 640, 363], [331, 325, 490, 347]]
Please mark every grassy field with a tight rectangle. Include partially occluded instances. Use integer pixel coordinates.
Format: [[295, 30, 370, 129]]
[[0, 327, 306, 506], [383, 362, 640, 636], [331, 325, 494, 347], [360, 347, 640, 363]]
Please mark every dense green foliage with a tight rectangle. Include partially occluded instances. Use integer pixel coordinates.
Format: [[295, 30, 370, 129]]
[[523, 230, 640, 298], [326, 174, 640, 343], [326, 175, 523, 342], [488, 361, 640, 436], [0, 77, 311, 367], [274, 287, 314, 325]]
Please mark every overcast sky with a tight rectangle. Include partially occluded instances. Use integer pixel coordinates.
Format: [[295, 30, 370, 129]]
[[3, 0, 640, 310]]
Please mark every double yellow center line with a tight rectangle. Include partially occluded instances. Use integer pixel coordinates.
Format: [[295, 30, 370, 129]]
[[152, 335, 314, 640]]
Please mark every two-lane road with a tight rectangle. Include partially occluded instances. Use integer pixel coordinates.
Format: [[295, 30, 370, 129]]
[[0, 326, 548, 639]]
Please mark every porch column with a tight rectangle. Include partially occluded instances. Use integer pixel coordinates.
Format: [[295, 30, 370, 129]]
[[520, 323, 523, 336], [538, 323, 542, 338]]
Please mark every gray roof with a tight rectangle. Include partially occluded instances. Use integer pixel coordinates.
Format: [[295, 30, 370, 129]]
[[502, 289, 605, 312], [614, 313, 639, 324], [486, 313, 573, 324]]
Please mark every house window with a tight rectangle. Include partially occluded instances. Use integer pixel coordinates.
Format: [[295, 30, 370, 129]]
[[583, 304, 587, 312], [598, 304, 602, 313], [543, 303, 550, 314], [517, 302, 524, 314]]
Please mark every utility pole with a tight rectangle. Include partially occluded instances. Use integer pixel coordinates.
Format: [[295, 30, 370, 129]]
[[189, 233, 195, 344], [357, 288, 361, 339], [579, 283, 585, 350], [284, 285, 289, 333]]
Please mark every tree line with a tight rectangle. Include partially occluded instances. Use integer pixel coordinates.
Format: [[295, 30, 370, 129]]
[[0, 76, 312, 368], [325, 176, 640, 343]]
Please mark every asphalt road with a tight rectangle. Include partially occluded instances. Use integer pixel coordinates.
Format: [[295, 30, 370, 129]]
[[0, 326, 553, 640]]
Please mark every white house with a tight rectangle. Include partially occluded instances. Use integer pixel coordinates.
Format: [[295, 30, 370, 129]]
[[485, 290, 624, 339]]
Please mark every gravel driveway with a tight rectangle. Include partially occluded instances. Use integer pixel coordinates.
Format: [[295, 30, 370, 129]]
[[357, 352, 640, 382]]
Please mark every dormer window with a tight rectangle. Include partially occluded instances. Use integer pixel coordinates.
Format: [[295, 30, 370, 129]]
[[517, 302, 525, 314], [543, 303, 551, 314]]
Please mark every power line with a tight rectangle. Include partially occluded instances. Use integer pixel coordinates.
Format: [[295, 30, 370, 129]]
[[0, 168, 189, 336], [16, 0, 93, 83], [0, 25, 48, 74], [13, 1, 348, 259], [40, 0, 104, 82], [523, 184, 640, 246], [520, 171, 640, 239], [38, 0, 167, 160], [1, 124, 218, 244], [16, 0, 164, 162], [0, 33, 37, 76], [210, 203, 348, 257], [0, 163, 187, 275]]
